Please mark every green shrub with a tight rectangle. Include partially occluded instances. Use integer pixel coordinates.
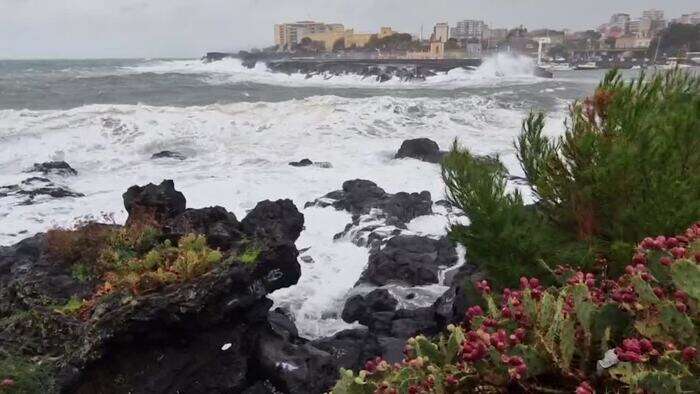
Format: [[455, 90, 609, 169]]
[[52, 297, 84, 316], [443, 69, 700, 287], [239, 245, 262, 266], [0, 354, 55, 394], [332, 223, 700, 393]]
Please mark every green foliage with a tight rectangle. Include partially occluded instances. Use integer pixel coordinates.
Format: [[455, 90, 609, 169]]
[[442, 141, 591, 287], [238, 245, 262, 266], [443, 69, 700, 287], [70, 263, 91, 283], [365, 33, 424, 52], [0, 354, 56, 394], [52, 297, 84, 316]]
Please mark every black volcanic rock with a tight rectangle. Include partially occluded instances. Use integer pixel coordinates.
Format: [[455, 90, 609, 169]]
[[341, 289, 398, 325], [395, 138, 445, 163], [151, 150, 186, 160], [123, 179, 186, 225], [165, 206, 242, 250], [358, 235, 458, 286], [29, 161, 78, 176], [1, 177, 84, 205], [241, 199, 304, 246], [289, 158, 313, 167], [307, 179, 432, 224], [0, 180, 323, 394]]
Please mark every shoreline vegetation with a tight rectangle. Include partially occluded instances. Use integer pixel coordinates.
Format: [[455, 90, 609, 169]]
[[1, 69, 698, 393]]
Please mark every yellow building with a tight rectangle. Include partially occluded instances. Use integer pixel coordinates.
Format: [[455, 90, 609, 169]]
[[292, 25, 398, 51], [344, 29, 373, 48]]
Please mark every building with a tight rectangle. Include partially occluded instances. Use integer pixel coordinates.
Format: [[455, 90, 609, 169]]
[[673, 12, 700, 25], [432, 23, 449, 43], [528, 29, 565, 45], [452, 20, 485, 41], [379, 27, 396, 38], [274, 21, 340, 48], [643, 9, 664, 21], [609, 13, 631, 33], [615, 36, 652, 49], [465, 40, 482, 58]]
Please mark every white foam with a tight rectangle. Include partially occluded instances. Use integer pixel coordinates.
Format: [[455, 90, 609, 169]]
[[120, 54, 542, 89], [0, 93, 565, 338]]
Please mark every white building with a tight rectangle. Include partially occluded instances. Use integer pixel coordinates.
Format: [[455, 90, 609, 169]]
[[433, 23, 449, 43], [451, 20, 485, 41]]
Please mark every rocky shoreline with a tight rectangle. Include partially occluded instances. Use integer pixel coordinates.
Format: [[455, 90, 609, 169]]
[[0, 138, 485, 394], [203, 52, 485, 82]]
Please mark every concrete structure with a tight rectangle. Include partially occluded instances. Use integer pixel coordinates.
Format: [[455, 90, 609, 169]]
[[609, 13, 631, 33], [483, 27, 508, 48], [529, 29, 565, 45], [379, 27, 396, 39], [615, 36, 652, 49], [344, 29, 373, 48], [432, 23, 449, 43], [465, 41, 482, 58], [274, 21, 340, 48], [673, 12, 700, 25], [643, 9, 664, 21], [451, 20, 485, 41]]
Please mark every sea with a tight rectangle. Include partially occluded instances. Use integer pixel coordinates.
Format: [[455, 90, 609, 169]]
[[0, 54, 645, 338]]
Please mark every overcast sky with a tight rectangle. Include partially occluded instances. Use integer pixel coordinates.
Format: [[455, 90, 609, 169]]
[[0, 0, 697, 59]]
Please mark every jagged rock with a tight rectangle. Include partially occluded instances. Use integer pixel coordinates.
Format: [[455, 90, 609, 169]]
[[123, 180, 186, 225], [1, 177, 84, 205], [241, 199, 304, 246], [311, 329, 384, 371], [256, 330, 337, 394], [307, 179, 432, 224], [341, 289, 398, 325], [289, 159, 313, 167], [165, 206, 242, 250], [29, 161, 78, 176], [433, 265, 482, 328], [151, 151, 186, 160], [0, 180, 316, 394], [269, 308, 299, 342], [358, 235, 458, 286], [395, 138, 445, 163]]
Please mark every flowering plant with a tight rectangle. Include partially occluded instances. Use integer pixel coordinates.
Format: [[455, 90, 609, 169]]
[[332, 223, 700, 393]]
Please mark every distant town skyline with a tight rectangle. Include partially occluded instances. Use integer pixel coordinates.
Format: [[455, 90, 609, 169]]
[[0, 0, 697, 59]]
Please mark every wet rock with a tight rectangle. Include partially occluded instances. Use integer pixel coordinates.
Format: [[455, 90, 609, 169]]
[[341, 289, 398, 325], [256, 330, 337, 394], [311, 329, 383, 371], [151, 150, 186, 160], [123, 179, 186, 225], [395, 138, 445, 163], [314, 162, 333, 169], [165, 206, 243, 250], [29, 161, 78, 176], [307, 179, 432, 224], [433, 265, 482, 328], [358, 235, 458, 286], [0, 177, 83, 205], [0, 180, 314, 394], [289, 158, 313, 167], [241, 199, 304, 246]]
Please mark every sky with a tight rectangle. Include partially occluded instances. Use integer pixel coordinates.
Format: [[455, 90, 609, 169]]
[[0, 0, 697, 59]]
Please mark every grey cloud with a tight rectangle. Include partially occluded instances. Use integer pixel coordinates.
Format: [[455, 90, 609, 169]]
[[0, 0, 696, 59]]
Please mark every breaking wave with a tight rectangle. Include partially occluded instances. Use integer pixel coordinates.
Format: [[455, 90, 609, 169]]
[[121, 53, 542, 89]]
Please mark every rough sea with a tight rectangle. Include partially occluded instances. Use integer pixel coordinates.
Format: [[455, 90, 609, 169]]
[[0, 54, 639, 338]]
